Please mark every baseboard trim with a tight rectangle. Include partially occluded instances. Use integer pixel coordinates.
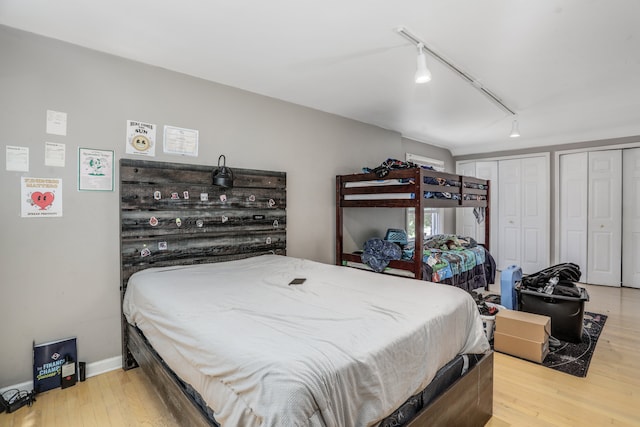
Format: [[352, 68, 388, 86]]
[[0, 355, 122, 395], [86, 356, 122, 378]]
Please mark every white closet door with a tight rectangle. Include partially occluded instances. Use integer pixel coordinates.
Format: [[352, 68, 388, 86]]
[[476, 161, 499, 257], [520, 156, 550, 274], [456, 162, 478, 239], [559, 153, 588, 281], [498, 159, 521, 270], [587, 150, 622, 286], [623, 148, 640, 288]]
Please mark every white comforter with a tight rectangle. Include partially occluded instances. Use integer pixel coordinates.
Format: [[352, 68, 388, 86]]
[[123, 255, 489, 427]]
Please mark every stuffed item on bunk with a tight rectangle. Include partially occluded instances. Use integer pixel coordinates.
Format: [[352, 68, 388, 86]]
[[361, 238, 402, 272]]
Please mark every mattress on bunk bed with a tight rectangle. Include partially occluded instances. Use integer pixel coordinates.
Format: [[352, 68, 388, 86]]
[[123, 255, 490, 427]]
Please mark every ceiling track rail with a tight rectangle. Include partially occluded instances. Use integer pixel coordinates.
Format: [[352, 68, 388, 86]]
[[396, 26, 516, 116]]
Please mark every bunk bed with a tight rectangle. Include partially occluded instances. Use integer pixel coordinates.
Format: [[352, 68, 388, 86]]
[[336, 167, 493, 290]]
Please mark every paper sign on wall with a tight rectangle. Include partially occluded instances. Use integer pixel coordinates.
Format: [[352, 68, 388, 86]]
[[78, 148, 114, 191], [46, 110, 67, 136], [6, 146, 29, 172], [126, 120, 156, 156], [163, 125, 199, 156], [45, 142, 66, 167], [21, 177, 63, 218]]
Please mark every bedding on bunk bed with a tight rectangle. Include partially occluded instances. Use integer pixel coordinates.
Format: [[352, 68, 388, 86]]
[[123, 254, 490, 427], [418, 234, 496, 291], [359, 234, 496, 291]]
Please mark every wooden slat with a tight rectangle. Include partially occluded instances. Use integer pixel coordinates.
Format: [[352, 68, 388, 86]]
[[120, 159, 286, 188], [341, 184, 417, 195], [338, 168, 418, 183], [120, 184, 286, 211], [340, 199, 421, 208], [121, 209, 286, 237]]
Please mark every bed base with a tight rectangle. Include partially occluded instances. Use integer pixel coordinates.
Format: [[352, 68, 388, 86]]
[[407, 351, 493, 427], [127, 324, 217, 427], [126, 323, 493, 427]]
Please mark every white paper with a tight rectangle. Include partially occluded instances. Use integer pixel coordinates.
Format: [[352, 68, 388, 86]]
[[6, 146, 29, 171], [78, 148, 114, 191], [126, 120, 156, 156], [46, 110, 67, 136], [163, 125, 199, 156], [45, 142, 66, 167], [21, 177, 63, 218]]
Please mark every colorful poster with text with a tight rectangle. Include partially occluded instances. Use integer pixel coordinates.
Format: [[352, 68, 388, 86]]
[[21, 177, 63, 217]]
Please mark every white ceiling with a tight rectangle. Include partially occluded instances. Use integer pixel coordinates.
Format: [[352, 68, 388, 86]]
[[2, 0, 640, 156]]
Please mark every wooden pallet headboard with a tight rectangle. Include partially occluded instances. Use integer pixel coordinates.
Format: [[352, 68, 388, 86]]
[[119, 158, 286, 368]]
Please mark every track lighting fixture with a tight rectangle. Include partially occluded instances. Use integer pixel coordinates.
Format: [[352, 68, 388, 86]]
[[509, 119, 521, 138], [396, 26, 522, 137], [415, 43, 431, 84]]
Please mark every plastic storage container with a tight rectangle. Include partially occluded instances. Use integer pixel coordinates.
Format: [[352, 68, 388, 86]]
[[517, 287, 589, 343], [480, 302, 505, 341], [500, 265, 522, 310]]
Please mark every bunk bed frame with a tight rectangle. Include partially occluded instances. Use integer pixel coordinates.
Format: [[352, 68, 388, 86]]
[[336, 167, 490, 280]]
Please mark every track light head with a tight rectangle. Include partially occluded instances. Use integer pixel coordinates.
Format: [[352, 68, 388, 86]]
[[415, 43, 431, 84], [509, 119, 521, 138]]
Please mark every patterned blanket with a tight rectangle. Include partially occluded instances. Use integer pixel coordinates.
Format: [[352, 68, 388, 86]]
[[423, 234, 486, 283], [424, 246, 486, 282]]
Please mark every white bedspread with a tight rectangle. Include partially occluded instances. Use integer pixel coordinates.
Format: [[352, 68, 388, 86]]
[[123, 255, 489, 427]]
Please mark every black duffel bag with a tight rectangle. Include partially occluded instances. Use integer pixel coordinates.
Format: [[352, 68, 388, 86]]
[[520, 263, 582, 290]]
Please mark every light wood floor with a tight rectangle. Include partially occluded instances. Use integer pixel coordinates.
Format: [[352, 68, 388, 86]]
[[2, 284, 639, 427], [486, 282, 640, 427]]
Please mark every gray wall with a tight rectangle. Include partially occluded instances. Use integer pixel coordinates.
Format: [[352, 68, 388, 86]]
[[0, 26, 453, 387]]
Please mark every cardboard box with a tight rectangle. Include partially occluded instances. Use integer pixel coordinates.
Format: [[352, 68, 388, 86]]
[[494, 309, 551, 363]]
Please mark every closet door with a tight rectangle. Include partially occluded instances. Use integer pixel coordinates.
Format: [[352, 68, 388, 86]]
[[476, 161, 499, 256], [559, 153, 588, 282], [498, 156, 549, 274], [520, 157, 550, 274], [587, 150, 622, 286], [498, 159, 521, 270], [456, 162, 478, 239], [623, 148, 640, 288]]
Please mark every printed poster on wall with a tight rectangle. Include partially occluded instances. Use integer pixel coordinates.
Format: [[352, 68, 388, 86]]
[[78, 148, 114, 191], [126, 120, 156, 156], [163, 125, 199, 156], [21, 177, 63, 218]]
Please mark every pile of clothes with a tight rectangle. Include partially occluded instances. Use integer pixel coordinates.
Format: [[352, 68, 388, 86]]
[[363, 158, 420, 178], [518, 263, 582, 297], [361, 238, 402, 272]]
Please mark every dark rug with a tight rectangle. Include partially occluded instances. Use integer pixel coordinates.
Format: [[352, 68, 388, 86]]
[[542, 311, 607, 377], [479, 294, 607, 377]]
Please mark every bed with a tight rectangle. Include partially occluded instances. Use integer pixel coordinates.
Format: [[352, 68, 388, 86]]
[[120, 159, 494, 427], [336, 168, 494, 291]]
